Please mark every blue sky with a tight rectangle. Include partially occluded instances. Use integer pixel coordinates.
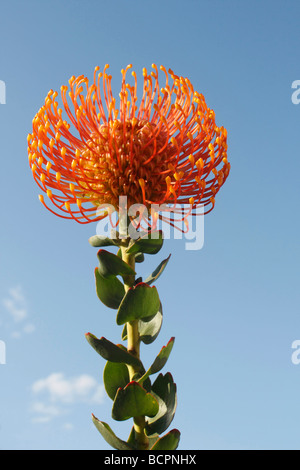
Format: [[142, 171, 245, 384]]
[[0, 0, 300, 450]]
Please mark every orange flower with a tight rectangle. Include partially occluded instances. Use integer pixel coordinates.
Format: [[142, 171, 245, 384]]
[[27, 64, 230, 226]]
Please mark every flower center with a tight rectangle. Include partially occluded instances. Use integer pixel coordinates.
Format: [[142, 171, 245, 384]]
[[79, 119, 171, 209]]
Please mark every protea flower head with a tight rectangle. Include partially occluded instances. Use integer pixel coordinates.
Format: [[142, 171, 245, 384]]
[[27, 64, 230, 228]]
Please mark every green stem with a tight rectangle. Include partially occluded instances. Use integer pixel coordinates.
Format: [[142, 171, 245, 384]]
[[121, 243, 149, 450]]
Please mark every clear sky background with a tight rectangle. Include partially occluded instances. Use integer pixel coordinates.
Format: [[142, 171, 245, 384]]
[[0, 0, 299, 450]]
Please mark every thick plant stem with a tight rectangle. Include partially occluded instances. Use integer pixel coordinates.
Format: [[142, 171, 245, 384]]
[[120, 245, 138, 377], [126, 319, 140, 362], [121, 243, 149, 450]]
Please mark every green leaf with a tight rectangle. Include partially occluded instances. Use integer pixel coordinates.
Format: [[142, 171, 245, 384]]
[[148, 337, 175, 375], [95, 267, 125, 309], [89, 235, 118, 247], [112, 381, 159, 421], [138, 337, 175, 384], [103, 361, 130, 400], [116, 283, 160, 326], [85, 333, 142, 369], [146, 373, 177, 435], [97, 249, 136, 278], [150, 429, 181, 450], [139, 306, 163, 344], [144, 254, 171, 285], [92, 415, 133, 450], [122, 304, 163, 345], [135, 252, 145, 263], [126, 230, 164, 255], [126, 426, 137, 449]]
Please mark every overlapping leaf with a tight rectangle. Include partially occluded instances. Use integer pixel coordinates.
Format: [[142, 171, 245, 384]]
[[126, 230, 164, 255], [122, 304, 163, 345], [89, 235, 118, 248], [92, 415, 133, 450], [146, 372, 177, 435], [144, 254, 171, 285], [103, 361, 130, 400], [97, 249, 136, 278], [85, 333, 142, 369], [138, 337, 175, 384], [112, 381, 159, 421], [150, 429, 180, 450], [116, 283, 160, 325], [94, 268, 125, 309]]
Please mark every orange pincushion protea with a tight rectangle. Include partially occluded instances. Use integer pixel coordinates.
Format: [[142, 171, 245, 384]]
[[27, 64, 230, 226]]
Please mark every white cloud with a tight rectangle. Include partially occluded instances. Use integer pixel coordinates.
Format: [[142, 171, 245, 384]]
[[11, 330, 21, 339], [32, 372, 104, 404], [2, 285, 36, 337], [23, 323, 36, 334], [62, 422, 74, 431], [2, 286, 27, 322], [31, 401, 62, 423], [31, 372, 105, 424]]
